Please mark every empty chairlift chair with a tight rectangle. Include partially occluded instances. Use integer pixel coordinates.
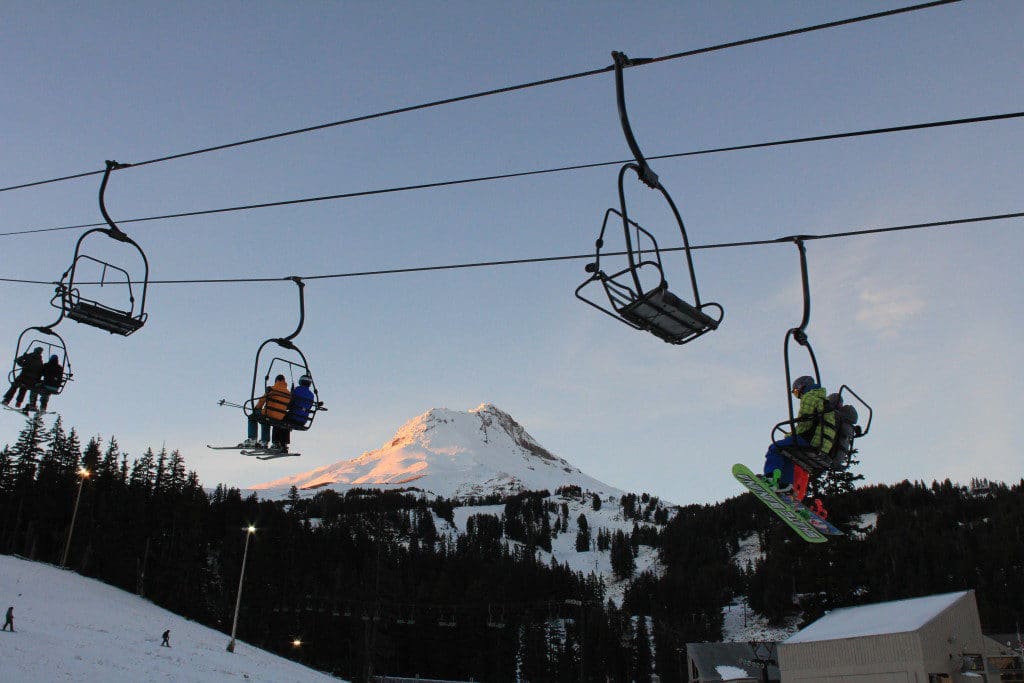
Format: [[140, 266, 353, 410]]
[[576, 52, 722, 345], [54, 161, 149, 336]]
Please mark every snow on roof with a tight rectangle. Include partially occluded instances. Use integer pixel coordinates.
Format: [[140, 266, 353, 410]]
[[785, 591, 969, 644], [716, 664, 753, 680]]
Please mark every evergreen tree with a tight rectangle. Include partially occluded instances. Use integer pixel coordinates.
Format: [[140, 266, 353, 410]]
[[129, 448, 157, 492], [0, 446, 13, 492], [97, 437, 119, 480], [575, 513, 591, 552], [632, 616, 653, 683], [610, 529, 634, 580], [12, 414, 46, 488]]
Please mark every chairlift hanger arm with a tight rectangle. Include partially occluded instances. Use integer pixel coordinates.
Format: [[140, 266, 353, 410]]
[[780, 236, 820, 425], [282, 276, 305, 342], [98, 160, 133, 241], [611, 52, 659, 189]]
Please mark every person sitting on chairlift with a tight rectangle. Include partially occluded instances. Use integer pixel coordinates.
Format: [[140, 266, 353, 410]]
[[243, 374, 291, 449], [762, 375, 836, 495], [27, 354, 64, 413], [287, 374, 315, 428], [3, 347, 44, 413]]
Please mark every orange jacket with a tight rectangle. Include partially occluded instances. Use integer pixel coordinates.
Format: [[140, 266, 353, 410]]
[[256, 378, 291, 421]]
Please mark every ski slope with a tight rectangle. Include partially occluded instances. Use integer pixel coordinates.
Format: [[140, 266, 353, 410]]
[[0, 554, 341, 682]]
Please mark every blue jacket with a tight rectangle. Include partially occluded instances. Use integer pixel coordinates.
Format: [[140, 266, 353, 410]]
[[288, 384, 316, 426]]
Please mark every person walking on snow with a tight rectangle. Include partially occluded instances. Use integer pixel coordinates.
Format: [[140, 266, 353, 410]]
[[763, 375, 837, 496], [161, 629, 170, 647], [3, 347, 44, 412], [2, 605, 13, 632]]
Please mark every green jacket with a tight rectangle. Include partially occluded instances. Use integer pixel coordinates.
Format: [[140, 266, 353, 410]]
[[794, 386, 837, 454]]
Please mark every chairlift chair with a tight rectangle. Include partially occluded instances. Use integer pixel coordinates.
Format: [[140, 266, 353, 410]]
[[243, 277, 325, 434], [575, 52, 722, 345], [769, 239, 872, 476], [54, 161, 149, 336], [9, 316, 73, 396]]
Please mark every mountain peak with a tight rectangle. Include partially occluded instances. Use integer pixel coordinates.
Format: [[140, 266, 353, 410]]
[[252, 404, 620, 500]]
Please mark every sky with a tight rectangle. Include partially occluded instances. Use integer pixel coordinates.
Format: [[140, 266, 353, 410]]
[[1, 1, 1021, 505]]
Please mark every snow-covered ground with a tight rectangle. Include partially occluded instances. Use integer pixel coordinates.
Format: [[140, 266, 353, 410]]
[[721, 533, 800, 642], [0, 554, 340, 682]]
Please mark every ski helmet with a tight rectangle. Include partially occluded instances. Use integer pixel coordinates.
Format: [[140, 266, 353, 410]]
[[792, 375, 815, 395], [298, 374, 312, 386]]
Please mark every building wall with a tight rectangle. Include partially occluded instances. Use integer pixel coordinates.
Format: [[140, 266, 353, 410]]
[[779, 592, 987, 683], [779, 632, 920, 681], [915, 592, 985, 677]]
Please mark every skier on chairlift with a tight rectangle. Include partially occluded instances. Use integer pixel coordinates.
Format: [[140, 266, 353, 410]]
[[3, 347, 44, 413], [762, 375, 836, 497], [27, 354, 64, 413], [242, 374, 290, 449]]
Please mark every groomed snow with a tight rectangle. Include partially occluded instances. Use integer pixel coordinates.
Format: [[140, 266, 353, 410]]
[[785, 591, 969, 643], [0, 554, 340, 682]]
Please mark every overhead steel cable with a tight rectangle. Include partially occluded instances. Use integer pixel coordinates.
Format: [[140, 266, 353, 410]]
[[2, 109, 1018, 239], [2, 210, 1018, 287], [0, 0, 962, 195]]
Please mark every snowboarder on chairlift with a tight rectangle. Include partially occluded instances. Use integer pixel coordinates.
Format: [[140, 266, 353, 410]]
[[3, 347, 44, 412], [762, 375, 837, 496], [27, 354, 63, 413], [242, 374, 291, 449]]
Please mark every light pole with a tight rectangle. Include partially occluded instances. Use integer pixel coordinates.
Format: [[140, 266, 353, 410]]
[[60, 467, 90, 568], [226, 525, 257, 653]]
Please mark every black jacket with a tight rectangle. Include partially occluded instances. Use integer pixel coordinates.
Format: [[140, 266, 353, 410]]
[[41, 359, 63, 388], [15, 352, 44, 383]]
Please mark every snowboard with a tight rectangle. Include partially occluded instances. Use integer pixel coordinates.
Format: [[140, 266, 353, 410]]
[[732, 463, 827, 543], [779, 493, 844, 536]]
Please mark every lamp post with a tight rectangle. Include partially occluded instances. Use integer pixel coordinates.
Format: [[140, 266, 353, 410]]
[[226, 525, 257, 653], [60, 467, 90, 568]]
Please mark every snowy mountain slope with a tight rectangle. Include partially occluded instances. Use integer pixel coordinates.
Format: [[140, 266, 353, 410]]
[[252, 404, 623, 500], [0, 554, 340, 683], [446, 492, 666, 608]]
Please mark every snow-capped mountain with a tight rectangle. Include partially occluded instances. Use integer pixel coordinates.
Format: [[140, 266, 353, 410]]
[[252, 403, 622, 500]]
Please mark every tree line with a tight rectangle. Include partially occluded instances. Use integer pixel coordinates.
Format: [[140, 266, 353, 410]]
[[1, 414, 1021, 682]]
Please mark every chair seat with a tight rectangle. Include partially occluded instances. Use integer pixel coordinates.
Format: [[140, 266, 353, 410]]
[[68, 300, 145, 336], [619, 286, 719, 344]]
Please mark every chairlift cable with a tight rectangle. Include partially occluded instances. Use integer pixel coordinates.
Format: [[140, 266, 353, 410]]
[[1, 109, 1018, 240], [0, 0, 962, 195], [0, 210, 1018, 287]]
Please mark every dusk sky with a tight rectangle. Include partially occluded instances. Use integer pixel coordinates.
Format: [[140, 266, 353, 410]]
[[1, 1, 1021, 504]]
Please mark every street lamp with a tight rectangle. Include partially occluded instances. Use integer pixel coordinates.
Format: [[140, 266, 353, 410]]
[[226, 525, 257, 653], [60, 467, 90, 568]]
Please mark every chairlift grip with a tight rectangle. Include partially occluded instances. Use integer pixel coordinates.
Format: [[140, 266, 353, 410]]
[[611, 51, 659, 189]]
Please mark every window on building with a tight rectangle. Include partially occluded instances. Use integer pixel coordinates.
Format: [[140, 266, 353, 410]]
[[989, 655, 1024, 682]]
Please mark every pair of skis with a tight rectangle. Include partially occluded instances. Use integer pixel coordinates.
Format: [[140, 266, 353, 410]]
[[207, 444, 300, 460], [2, 404, 54, 417], [732, 463, 842, 543]]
